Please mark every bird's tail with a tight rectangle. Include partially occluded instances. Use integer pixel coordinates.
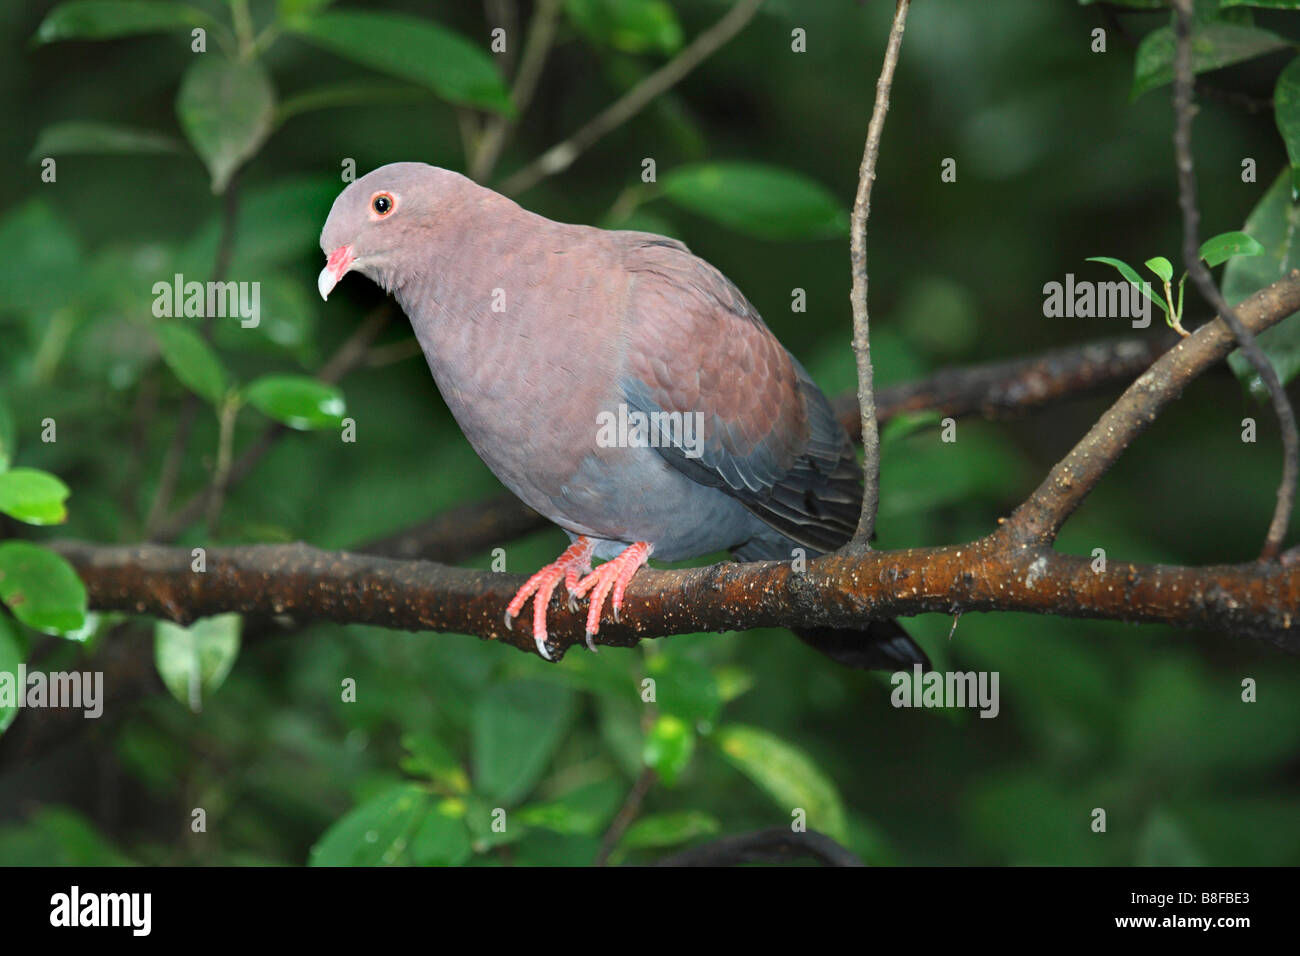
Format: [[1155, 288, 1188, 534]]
[[731, 537, 931, 672]]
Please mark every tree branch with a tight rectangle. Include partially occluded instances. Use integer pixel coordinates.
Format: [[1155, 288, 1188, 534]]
[[1005, 271, 1300, 545], [46, 533, 1300, 658], [498, 0, 766, 196], [849, 0, 909, 547], [845, 333, 1174, 439], [594, 767, 656, 866], [44, 267, 1300, 658], [1171, 0, 1297, 560]]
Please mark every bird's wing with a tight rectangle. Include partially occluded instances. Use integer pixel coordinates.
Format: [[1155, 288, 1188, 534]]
[[616, 235, 861, 552]]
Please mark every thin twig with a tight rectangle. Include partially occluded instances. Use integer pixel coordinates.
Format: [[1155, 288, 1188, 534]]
[[594, 767, 656, 866], [472, 0, 562, 183], [365, 337, 423, 368], [484, 0, 519, 78], [842, 333, 1174, 438], [143, 398, 198, 539], [153, 306, 392, 541], [849, 0, 910, 547], [205, 394, 240, 535], [1170, 0, 1297, 560], [145, 175, 242, 540], [1005, 269, 1300, 543], [498, 0, 765, 196]]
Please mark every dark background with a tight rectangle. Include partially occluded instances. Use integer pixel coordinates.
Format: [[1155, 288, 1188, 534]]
[[1, 0, 1298, 866]]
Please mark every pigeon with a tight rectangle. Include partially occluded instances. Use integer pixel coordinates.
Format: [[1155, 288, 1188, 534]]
[[318, 162, 927, 671]]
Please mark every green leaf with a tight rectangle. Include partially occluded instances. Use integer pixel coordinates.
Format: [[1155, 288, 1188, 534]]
[[277, 0, 336, 27], [0, 401, 15, 473], [1221, 0, 1300, 9], [0, 201, 83, 319], [511, 829, 600, 865], [1145, 256, 1174, 283], [1223, 170, 1300, 392], [288, 11, 514, 115], [1131, 23, 1290, 100], [881, 410, 944, 447], [0, 807, 133, 865], [409, 799, 472, 866], [34, 0, 211, 44], [1085, 256, 1166, 314], [515, 779, 625, 836], [181, 176, 341, 275], [646, 653, 720, 724], [597, 695, 645, 777], [715, 724, 848, 842], [643, 713, 694, 786], [0, 542, 87, 636], [176, 55, 275, 194], [153, 613, 241, 712], [471, 680, 576, 804], [713, 665, 755, 704], [463, 794, 526, 852], [1276, 55, 1300, 193], [1136, 810, 1208, 866], [0, 615, 25, 734], [154, 323, 228, 405], [274, 81, 428, 127], [309, 782, 429, 866], [565, 0, 683, 55], [212, 273, 315, 355], [617, 810, 720, 853], [399, 732, 469, 793], [659, 162, 850, 240], [29, 121, 183, 160], [0, 469, 70, 526], [1200, 230, 1265, 267], [244, 375, 345, 430]]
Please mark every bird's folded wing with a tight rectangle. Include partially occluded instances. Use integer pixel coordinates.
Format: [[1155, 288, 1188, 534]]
[[617, 236, 862, 552]]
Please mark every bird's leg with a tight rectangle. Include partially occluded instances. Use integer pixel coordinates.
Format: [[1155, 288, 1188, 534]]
[[572, 542, 653, 651], [504, 536, 595, 661]]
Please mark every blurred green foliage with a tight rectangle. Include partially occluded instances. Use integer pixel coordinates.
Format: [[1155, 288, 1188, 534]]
[[0, 0, 1299, 866]]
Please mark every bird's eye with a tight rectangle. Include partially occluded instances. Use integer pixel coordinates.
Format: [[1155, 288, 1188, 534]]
[[371, 192, 394, 216]]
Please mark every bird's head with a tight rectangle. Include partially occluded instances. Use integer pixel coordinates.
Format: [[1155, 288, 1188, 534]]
[[317, 162, 473, 301]]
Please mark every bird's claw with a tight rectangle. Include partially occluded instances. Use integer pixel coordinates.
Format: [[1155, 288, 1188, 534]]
[[572, 542, 652, 641], [504, 536, 596, 661]]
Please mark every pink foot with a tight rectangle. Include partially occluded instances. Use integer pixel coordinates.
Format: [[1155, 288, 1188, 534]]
[[504, 536, 594, 660], [571, 542, 653, 651]]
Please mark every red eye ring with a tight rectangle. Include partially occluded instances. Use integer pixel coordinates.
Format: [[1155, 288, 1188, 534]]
[[370, 191, 396, 217]]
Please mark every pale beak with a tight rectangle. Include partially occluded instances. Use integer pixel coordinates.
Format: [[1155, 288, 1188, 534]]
[[318, 244, 355, 301]]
